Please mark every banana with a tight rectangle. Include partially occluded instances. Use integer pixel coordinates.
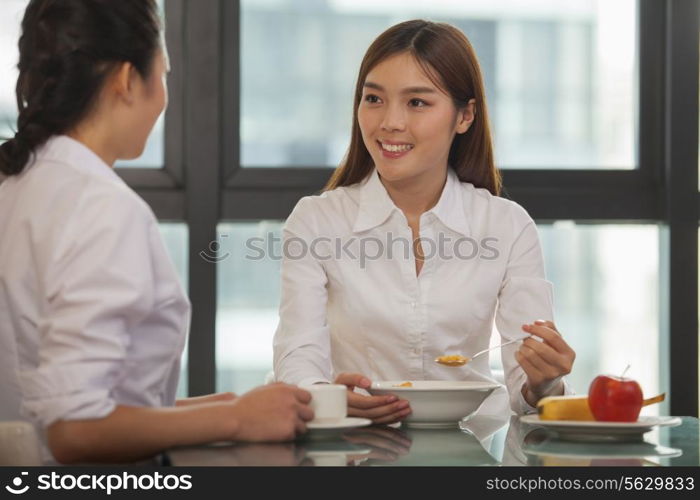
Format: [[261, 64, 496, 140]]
[[536, 395, 594, 421]]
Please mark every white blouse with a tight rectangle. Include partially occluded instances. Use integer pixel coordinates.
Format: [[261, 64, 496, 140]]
[[0, 136, 190, 461], [273, 167, 573, 415]]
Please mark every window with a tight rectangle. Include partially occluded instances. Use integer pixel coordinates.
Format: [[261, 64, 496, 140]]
[[216, 222, 283, 393], [240, 0, 636, 169], [0, 1, 28, 141]]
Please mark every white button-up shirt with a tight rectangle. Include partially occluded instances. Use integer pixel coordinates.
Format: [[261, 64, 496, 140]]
[[0, 136, 190, 461], [273, 167, 573, 415]]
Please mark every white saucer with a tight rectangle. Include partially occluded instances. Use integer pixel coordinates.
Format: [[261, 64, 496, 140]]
[[520, 415, 682, 442], [306, 417, 372, 431]]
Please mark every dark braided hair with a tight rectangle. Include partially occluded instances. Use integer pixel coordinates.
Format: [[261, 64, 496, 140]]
[[0, 0, 161, 176]]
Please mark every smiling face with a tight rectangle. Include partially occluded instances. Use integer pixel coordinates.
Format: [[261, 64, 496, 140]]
[[357, 51, 474, 186]]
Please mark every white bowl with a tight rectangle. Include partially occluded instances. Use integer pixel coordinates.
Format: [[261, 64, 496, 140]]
[[368, 380, 500, 427]]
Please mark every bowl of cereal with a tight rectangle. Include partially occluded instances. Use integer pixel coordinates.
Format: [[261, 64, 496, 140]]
[[368, 380, 500, 428]]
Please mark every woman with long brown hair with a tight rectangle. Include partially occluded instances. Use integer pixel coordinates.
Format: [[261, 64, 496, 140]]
[[273, 20, 576, 423]]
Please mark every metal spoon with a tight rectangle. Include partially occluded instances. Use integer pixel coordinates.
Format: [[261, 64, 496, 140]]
[[435, 337, 528, 367]]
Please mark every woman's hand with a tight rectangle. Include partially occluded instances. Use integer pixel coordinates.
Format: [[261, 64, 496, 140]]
[[515, 320, 575, 406], [225, 383, 314, 442], [333, 373, 411, 425]]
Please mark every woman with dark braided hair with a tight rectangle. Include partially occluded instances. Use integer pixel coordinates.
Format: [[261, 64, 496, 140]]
[[0, 0, 312, 464]]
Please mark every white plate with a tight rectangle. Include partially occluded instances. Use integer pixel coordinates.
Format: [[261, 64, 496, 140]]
[[519, 415, 682, 442], [306, 417, 372, 431]]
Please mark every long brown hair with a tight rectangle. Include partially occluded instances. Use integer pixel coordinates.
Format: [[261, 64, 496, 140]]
[[325, 19, 500, 196]]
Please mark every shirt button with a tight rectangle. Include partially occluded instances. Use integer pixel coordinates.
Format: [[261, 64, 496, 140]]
[[413, 347, 421, 355], [411, 302, 417, 308]]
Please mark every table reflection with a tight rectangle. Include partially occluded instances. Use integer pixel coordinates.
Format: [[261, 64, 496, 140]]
[[340, 425, 412, 465], [340, 424, 498, 466], [170, 442, 311, 466], [166, 416, 698, 467]]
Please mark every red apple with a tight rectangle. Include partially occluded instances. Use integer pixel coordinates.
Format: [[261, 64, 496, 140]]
[[588, 374, 643, 422]]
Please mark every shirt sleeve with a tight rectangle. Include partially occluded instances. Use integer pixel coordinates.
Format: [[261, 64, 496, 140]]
[[272, 197, 332, 386], [494, 210, 576, 415], [19, 183, 157, 428]]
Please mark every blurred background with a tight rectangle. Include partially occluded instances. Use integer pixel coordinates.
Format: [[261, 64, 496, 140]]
[[0, 0, 697, 417]]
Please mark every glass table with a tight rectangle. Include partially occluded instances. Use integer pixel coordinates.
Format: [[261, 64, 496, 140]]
[[166, 415, 699, 467]]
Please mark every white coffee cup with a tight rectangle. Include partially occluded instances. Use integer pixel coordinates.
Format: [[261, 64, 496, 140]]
[[307, 384, 347, 423]]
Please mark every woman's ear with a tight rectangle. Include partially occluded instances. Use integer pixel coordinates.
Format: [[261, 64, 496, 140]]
[[110, 62, 137, 105], [455, 98, 476, 134]]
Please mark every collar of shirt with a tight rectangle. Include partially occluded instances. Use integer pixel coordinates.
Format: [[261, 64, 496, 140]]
[[31, 135, 125, 185], [352, 166, 471, 237]]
